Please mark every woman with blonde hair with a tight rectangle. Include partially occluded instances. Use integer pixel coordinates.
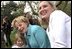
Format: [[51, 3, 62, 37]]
[[11, 16, 51, 48], [38, 1, 71, 48]]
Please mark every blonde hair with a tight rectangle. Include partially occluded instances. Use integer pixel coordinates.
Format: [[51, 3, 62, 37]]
[[48, 1, 57, 10], [13, 32, 21, 44], [13, 32, 26, 44], [11, 16, 29, 28], [39, 1, 57, 10]]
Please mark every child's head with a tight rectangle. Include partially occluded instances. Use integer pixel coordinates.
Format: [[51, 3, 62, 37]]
[[13, 32, 26, 47]]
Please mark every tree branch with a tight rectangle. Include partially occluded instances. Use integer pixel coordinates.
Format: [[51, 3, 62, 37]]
[[27, 1, 38, 15], [56, 1, 62, 7]]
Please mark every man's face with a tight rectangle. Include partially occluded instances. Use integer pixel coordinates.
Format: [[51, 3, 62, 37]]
[[39, 1, 53, 19]]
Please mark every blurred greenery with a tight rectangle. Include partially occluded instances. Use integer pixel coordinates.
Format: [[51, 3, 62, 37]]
[[57, 1, 71, 16], [10, 28, 17, 45], [1, 1, 71, 22]]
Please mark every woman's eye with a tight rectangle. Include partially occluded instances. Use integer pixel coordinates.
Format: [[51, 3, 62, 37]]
[[39, 7, 41, 10], [19, 24, 22, 26], [43, 5, 48, 8], [39, 5, 48, 10]]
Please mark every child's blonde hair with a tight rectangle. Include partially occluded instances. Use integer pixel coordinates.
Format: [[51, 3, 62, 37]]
[[13, 32, 26, 45]]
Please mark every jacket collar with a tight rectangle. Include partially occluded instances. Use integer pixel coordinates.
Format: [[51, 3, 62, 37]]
[[26, 24, 32, 36]]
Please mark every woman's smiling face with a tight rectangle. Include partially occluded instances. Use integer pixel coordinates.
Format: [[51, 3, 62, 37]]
[[15, 22, 27, 33], [39, 1, 54, 19]]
